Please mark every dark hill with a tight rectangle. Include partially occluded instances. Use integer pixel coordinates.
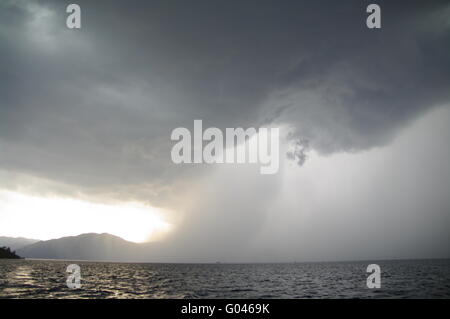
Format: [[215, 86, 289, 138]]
[[16, 233, 149, 261]]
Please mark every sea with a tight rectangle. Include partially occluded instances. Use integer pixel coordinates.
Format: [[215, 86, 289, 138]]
[[0, 259, 449, 298]]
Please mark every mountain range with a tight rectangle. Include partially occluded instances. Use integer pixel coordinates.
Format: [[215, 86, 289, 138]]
[[0, 236, 40, 251], [1, 233, 154, 262]]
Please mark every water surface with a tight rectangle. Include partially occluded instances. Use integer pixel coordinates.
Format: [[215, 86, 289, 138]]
[[0, 259, 449, 298]]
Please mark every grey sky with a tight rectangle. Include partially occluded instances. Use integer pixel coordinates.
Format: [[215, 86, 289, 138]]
[[0, 0, 449, 261]]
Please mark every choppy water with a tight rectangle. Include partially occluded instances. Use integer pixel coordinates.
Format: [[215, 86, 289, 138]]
[[0, 259, 449, 298]]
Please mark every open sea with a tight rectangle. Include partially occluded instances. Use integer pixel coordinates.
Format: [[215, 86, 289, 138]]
[[0, 259, 449, 298]]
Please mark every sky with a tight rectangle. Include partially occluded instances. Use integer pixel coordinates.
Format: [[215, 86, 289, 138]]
[[0, 0, 449, 262]]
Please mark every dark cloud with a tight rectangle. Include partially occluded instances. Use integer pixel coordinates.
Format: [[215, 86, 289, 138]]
[[0, 0, 449, 202]]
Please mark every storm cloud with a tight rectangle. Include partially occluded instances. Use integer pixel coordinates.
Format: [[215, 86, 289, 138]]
[[0, 0, 449, 261]]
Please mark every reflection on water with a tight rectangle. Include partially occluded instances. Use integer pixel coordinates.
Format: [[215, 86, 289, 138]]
[[0, 259, 449, 298], [2, 265, 35, 297]]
